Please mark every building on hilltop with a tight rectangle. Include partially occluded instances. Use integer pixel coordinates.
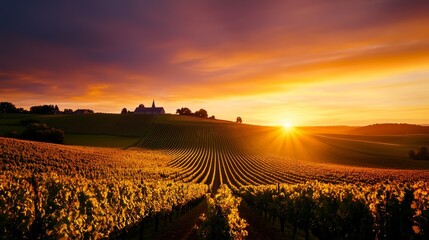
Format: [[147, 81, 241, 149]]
[[134, 100, 165, 114]]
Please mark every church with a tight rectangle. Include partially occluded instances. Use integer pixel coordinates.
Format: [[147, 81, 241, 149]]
[[134, 100, 165, 114]]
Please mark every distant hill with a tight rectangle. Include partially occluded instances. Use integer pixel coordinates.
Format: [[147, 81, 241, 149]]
[[348, 123, 429, 135], [298, 126, 357, 134]]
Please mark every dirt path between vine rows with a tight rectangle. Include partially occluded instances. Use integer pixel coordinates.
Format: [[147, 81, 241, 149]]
[[238, 200, 317, 240], [126, 198, 207, 240], [155, 199, 207, 240], [238, 200, 289, 240]]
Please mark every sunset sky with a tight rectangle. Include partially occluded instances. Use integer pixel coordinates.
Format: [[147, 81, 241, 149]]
[[1, 1, 429, 126]]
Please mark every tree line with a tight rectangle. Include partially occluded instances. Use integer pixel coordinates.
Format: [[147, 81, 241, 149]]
[[1, 101, 92, 114], [176, 107, 215, 119], [3, 101, 242, 123], [176, 107, 243, 123]]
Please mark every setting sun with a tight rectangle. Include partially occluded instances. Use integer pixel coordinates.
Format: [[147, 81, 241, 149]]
[[283, 122, 293, 130]]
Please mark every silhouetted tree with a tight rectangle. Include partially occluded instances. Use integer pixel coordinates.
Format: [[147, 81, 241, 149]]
[[0, 102, 18, 113], [176, 107, 193, 116], [236, 117, 242, 123], [409, 146, 429, 160], [121, 108, 128, 114], [183, 108, 192, 115], [195, 109, 208, 118], [54, 105, 60, 113], [64, 109, 73, 114], [30, 105, 56, 114], [209, 115, 215, 119]]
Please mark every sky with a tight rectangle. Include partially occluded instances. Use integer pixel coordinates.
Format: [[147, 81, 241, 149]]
[[1, 1, 429, 126]]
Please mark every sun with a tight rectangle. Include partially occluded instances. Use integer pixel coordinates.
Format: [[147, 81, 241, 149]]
[[282, 122, 293, 130]]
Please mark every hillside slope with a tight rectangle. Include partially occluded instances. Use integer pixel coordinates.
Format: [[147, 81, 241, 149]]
[[2, 114, 429, 172], [35, 113, 230, 136], [348, 123, 429, 135]]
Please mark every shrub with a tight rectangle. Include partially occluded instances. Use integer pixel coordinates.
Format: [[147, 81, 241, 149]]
[[21, 123, 64, 144], [409, 146, 429, 160]]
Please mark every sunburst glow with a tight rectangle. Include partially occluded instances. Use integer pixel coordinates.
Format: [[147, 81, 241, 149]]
[[283, 122, 293, 130]]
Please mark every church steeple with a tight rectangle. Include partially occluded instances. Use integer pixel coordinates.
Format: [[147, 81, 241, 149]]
[[151, 100, 155, 108]]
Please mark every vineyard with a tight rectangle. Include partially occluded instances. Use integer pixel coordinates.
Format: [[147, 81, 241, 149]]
[[1, 172, 207, 239], [2, 114, 429, 239], [129, 120, 429, 192], [0, 137, 176, 181], [0, 137, 207, 239], [240, 181, 429, 239], [197, 185, 248, 239]]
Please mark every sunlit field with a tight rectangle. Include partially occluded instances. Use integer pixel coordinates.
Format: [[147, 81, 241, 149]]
[[2, 114, 429, 239]]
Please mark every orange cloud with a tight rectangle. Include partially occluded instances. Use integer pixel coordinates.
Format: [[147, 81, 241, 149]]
[[2, 1, 429, 125]]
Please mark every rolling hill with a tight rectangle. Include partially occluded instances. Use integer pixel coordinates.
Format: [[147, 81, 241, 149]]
[[348, 123, 429, 135], [2, 113, 429, 239], [1, 114, 429, 171], [2, 113, 429, 191]]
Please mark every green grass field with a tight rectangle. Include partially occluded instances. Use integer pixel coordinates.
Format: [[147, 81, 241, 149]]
[[0, 113, 147, 148]]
